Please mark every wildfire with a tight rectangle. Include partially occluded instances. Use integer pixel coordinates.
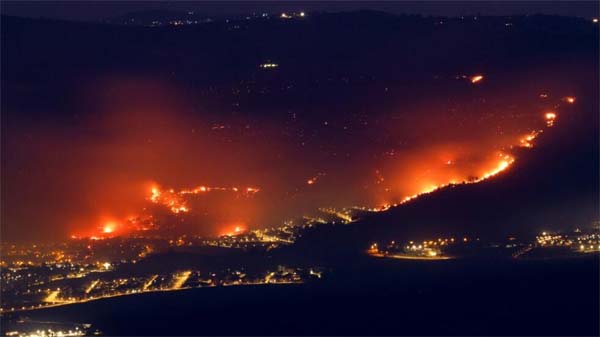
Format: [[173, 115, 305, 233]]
[[379, 96, 571, 212], [102, 223, 115, 234], [476, 156, 514, 181], [179, 185, 260, 195], [307, 172, 326, 185], [150, 187, 161, 202], [171, 206, 188, 213], [545, 112, 556, 127], [519, 131, 540, 148], [380, 152, 516, 209], [179, 185, 208, 193], [65, 88, 575, 242], [220, 223, 247, 236], [148, 185, 189, 214], [148, 183, 260, 215], [70, 181, 260, 240], [69, 217, 125, 241], [470, 75, 484, 84]]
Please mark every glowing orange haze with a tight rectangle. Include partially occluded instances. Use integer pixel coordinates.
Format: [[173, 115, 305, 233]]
[[3, 77, 574, 240]]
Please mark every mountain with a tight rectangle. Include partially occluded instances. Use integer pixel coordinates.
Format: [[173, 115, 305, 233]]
[[103, 9, 214, 26], [283, 73, 599, 261]]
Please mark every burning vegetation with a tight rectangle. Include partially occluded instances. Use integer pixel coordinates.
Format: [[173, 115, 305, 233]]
[[2, 72, 581, 241]]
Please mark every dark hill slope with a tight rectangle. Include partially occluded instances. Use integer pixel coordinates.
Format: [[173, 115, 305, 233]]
[[283, 77, 599, 262]]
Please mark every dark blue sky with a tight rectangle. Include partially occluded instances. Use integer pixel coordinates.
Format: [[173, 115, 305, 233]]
[[2, 1, 598, 22]]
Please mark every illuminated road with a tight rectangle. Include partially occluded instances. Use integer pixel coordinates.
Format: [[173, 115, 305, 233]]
[[512, 246, 533, 258], [264, 271, 276, 283], [8, 281, 303, 313], [84, 279, 100, 294], [143, 275, 158, 291], [171, 271, 192, 290], [43, 290, 61, 303], [43, 289, 75, 305], [368, 252, 453, 260]]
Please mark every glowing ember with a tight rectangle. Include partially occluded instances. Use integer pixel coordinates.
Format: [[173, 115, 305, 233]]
[[171, 206, 188, 213], [306, 172, 325, 185], [519, 131, 540, 148], [147, 186, 189, 214], [148, 183, 260, 215], [470, 75, 484, 84], [150, 187, 161, 202], [220, 224, 247, 236], [179, 185, 260, 196], [563, 96, 576, 104], [545, 112, 557, 127]]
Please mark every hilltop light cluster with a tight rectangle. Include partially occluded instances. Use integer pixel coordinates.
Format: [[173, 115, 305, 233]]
[[259, 63, 279, 69], [536, 230, 600, 252]]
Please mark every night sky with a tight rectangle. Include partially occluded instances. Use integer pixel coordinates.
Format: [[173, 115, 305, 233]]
[[2, 1, 598, 22]]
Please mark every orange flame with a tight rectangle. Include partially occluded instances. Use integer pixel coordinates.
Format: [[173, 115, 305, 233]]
[[470, 75, 484, 84]]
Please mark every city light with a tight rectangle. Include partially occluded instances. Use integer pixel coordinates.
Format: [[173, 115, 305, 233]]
[[259, 63, 279, 68]]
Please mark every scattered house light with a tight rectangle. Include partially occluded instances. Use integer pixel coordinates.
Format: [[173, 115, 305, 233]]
[[260, 63, 279, 69]]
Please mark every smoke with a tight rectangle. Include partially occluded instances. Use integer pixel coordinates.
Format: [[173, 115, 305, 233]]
[[1, 69, 582, 241]]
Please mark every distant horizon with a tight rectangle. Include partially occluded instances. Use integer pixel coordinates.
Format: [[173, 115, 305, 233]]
[[1, 1, 598, 23]]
